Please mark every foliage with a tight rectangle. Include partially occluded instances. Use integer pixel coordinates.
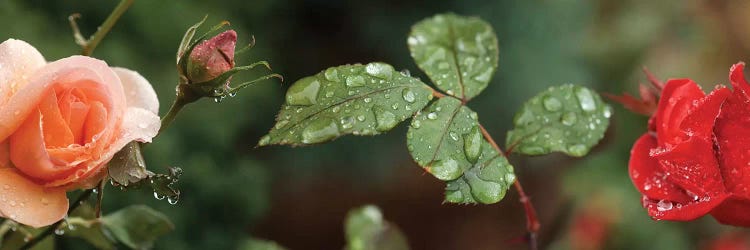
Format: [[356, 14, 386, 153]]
[[262, 13, 611, 206]]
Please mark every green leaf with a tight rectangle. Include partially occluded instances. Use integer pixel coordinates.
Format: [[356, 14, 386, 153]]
[[408, 13, 499, 100], [237, 238, 288, 250], [259, 63, 433, 146], [64, 204, 116, 250], [345, 205, 409, 250], [108, 142, 153, 187], [406, 97, 514, 204], [101, 205, 174, 250], [506, 84, 612, 157], [176, 15, 207, 65], [444, 146, 515, 204]]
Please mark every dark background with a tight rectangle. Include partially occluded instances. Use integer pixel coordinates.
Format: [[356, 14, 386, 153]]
[[2, 0, 750, 249]]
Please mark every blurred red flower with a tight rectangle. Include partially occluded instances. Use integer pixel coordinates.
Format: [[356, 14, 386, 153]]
[[629, 62, 750, 226]]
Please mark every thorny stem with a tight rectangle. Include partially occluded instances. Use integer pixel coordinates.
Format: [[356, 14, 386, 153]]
[[20, 190, 94, 250], [479, 124, 540, 250], [69, 0, 134, 56]]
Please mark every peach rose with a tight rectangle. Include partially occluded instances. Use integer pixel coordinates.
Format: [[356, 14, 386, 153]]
[[0, 39, 160, 227]]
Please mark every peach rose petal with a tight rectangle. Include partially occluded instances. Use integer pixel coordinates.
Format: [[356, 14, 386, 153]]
[[112, 67, 159, 113], [0, 141, 8, 169], [0, 168, 68, 228], [0, 39, 46, 105]]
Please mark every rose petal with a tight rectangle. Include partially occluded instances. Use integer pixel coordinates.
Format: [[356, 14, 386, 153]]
[[112, 67, 159, 114], [630, 134, 689, 203], [715, 62, 750, 199], [644, 193, 727, 221], [0, 39, 46, 106], [0, 56, 123, 143], [710, 197, 750, 227], [651, 82, 729, 198], [0, 168, 67, 228], [653, 79, 705, 144], [0, 141, 8, 168], [45, 107, 160, 188]]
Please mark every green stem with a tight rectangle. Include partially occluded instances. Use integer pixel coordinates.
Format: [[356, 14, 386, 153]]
[[20, 190, 94, 250], [81, 0, 134, 56], [157, 95, 190, 137], [95, 180, 106, 218]]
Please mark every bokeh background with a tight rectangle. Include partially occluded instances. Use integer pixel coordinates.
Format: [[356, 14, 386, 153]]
[[2, 0, 750, 249]]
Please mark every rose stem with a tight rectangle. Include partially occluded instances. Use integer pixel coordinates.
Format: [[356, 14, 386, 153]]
[[95, 179, 106, 218], [20, 190, 94, 250], [68, 0, 135, 56], [479, 124, 540, 250]]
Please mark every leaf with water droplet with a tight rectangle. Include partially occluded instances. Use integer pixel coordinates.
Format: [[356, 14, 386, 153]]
[[102, 205, 174, 250], [407, 97, 514, 204], [506, 84, 611, 157], [408, 13, 499, 100], [108, 142, 154, 187], [261, 63, 433, 146], [445, 141, 515, 204], [345, 205, 409, 250]]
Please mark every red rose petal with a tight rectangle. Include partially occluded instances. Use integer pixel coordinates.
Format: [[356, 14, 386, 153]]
[[630, 134, 690, 203], [711, 197, 750, 227], [654, 79, 705, 144], [715, 62, 750, 200]]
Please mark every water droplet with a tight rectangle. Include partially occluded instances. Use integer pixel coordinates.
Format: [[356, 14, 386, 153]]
[[364, 62, 394, 80], [412, 120, 422, 129], [567, 144, 587, 157], [340, 116, 355, 129], [575, 87, 597, 112], [427, 112, 438, 120], [402, 89, 416, 103], [449, 131, 459, 141], [429, 159, 462, 180], [324, 68, 339, 81], [505, 173, 516, 184], [167, 196, 179, 205], [464, 126, 482, 163], [302, 118, 340, 144], [473, 68, 493, 82], [346, 75, 365, 87], [325, 91, 334, 98], [656, 200, 673, 211], [258, 135, 271, 146], [356, 115, 366, 122], [400, 69, 411, 77], [54, 228, 65, 235], [520, 145, 546, 155], [374, 107, 398, 132], [213, 96, 224, 103], [153, 192, 165, 200], [438, 62, 450, 70], [286, 76, 321, 106], [542, 96, 562, 111], [274, 119, 289, 129], [561, 112, 577, 126], [603, 105, 612, 118], [363, 97, 372, 103]]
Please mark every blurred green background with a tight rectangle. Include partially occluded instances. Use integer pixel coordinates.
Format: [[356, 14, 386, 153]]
[[2, 0, 750, 249]]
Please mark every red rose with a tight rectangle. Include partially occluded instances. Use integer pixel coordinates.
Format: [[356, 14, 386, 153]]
[[629, 62, 750, 226]]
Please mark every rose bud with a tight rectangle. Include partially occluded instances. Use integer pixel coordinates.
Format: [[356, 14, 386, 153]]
[[186, 30, 237, 84], [172, 17, 281, 104]]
